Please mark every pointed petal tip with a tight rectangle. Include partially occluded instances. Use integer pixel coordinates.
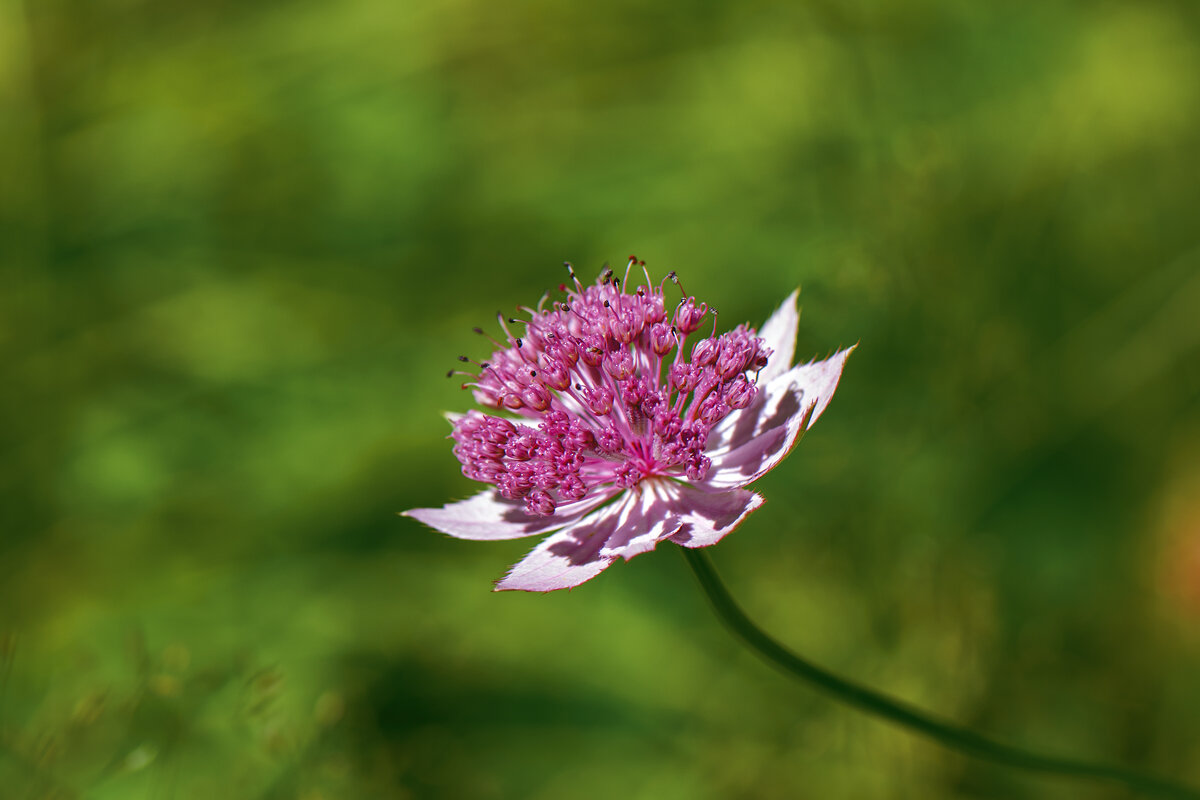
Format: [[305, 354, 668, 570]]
[[777, 288, 800, 318], [758, 289, 802, 383], [801, 341, 857, 366], [493, 581, 543, 594], [403, 490, 596, 541], [493, 558, 614, 592], [403, 506, 471, 536]]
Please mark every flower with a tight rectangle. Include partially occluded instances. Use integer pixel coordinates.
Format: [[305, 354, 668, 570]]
[[403, 258, 854, 591]]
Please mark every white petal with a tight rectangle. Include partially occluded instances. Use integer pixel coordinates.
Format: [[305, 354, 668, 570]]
[[403, 488, 615, 541], [704, 345, 855, 489], [599, 479, 686, 562], [756, 289, 799, 384], [668, 485, 765, 548], [494, 494, 632, 591]]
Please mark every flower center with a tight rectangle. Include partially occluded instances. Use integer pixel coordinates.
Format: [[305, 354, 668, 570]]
[[449, 258, 770, 516]]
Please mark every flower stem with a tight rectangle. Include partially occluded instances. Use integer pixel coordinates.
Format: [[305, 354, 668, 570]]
[[681, 547, 1199, 799]]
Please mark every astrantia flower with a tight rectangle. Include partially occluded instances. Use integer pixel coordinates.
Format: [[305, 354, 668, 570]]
[[404, 258, 854, 591]]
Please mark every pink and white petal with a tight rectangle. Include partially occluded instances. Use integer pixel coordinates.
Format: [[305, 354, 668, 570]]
[[668, 485, 765, 548], [599, 479, 686, 562], [705, 369, 777, 455], [756, 289, 800, 384], [403, 487, 616, 541], [702, 367, 799, 465], [703, 345, 855, 490], [704, 298, 797, 455], [495, 494, 632, 592]]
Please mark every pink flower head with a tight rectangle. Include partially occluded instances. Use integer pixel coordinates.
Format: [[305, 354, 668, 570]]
[[404, 258, 854, 592]]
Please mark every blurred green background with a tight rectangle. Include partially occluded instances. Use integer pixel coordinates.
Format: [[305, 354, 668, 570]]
[[3, 0, 1200, 797]]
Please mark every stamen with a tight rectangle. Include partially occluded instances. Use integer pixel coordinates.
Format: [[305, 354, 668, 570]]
[[563, 261, 583, 292], [496, 311, 516, 343], [667, 270, 687, 297], [473, 326, 506, 349]]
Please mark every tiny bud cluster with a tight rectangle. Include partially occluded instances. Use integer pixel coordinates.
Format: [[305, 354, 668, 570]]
[[450, 259, 770, 517]]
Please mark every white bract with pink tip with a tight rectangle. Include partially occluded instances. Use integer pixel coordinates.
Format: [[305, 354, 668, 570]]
[[404, 259, 854, 592]]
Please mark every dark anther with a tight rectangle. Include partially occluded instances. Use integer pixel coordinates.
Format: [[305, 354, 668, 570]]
[[516, 338, 523, 348], [509, 318, 519, 324], [667, 271, 677, 281], [472, 327, 484, 335], [531, 370, 537, 377], [603, 300, 610, 307], [638, 260, 645, 266], [458, 355, 470, 362], [446, 370, 454, 378]]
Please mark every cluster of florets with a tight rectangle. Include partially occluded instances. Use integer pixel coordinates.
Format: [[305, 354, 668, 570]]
[[449, 258, 770, 518]]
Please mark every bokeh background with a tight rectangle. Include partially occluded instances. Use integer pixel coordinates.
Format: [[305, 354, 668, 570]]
[[3, 0, 1200, 798]]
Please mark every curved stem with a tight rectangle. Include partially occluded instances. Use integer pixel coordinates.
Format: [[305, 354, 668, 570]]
[[681, 547, 1199, 800]]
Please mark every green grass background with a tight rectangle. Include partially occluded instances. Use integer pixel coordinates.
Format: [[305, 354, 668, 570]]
[[3, 1, 1200, 797]]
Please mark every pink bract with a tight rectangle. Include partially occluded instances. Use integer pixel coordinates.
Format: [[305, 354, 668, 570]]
[[404, 260, 854, 592]]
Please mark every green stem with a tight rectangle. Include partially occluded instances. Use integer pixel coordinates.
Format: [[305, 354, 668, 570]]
[[681, 547, 1199, 799]]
